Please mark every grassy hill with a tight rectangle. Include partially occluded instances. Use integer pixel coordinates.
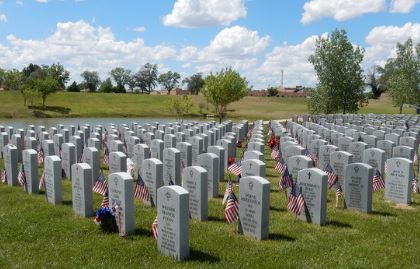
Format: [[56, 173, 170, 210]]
[[0, 91, 414, 120]]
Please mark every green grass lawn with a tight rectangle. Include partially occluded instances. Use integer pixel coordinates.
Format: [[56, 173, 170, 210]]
[[1, 134, 419, 268], [0, 91, 414, 120]]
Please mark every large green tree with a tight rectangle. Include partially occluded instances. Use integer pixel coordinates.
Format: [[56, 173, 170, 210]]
[[308, 29, 366, 114], [3, 69, 23, 91], [35, 75, 60, 107], [379, 38, 420, 113], [47, 63, 70, 89], [183, 73, 204, 95], [159, 71, 181, 95], [110, 67, 130, 93], [80, 70, 101, 92], [135, 63, 158, 94], [202, 68, 248, 123]]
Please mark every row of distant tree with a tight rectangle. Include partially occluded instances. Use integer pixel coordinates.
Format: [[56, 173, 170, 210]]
[[307, 29, 420, 114], [0, 62, 207, 105]]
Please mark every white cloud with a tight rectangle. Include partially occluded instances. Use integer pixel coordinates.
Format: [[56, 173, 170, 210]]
[[254, 34, 327, 88], [35, 0, 48, 3], [0, 14, 7, 22], [390, 0, 420, 12], [133, 26, 146, 32], [0, 20, 176, 81], [162, 0, 246, 28], [178, 26, 270, 73], [301, 0, 386, 23], [16, 1, 24, 6], [364, 22, 420, 67]]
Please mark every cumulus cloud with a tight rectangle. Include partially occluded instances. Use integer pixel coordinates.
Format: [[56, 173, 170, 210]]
[[254, 34, 328, 88], [390, 0, 420, 12], [301, 0, 386, 23], [162, 0, 246, 28], [364, 22, 420, 67], [178, 25, 270, 73], [0, 14, 7, 22], [0, 20, 176, 81]]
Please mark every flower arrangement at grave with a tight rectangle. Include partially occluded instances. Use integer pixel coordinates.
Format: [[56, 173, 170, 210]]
[[94, 207, 118, 233]]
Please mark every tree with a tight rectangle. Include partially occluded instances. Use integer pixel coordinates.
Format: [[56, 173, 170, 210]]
[[3, 69, 23, 91], [169, 95, 193, 123], [67, 81, 80, 92], [135, 63, 158, 94], [308, 29, 366, 114], [183, 73, 204, 95], [47, 63, 70, 89], [202, 68, 248, 123], [21, 77, 39, 106], [307, 85, 334, 114], [366, 67, 385, 99], [80, 70, 100, 92], [159, 71, 181, 95], [127, 74, 137, 93], [35, 75, 60, 107], [0, 68, 6, 88], [379, 38, 420, 113], [99, 78, 114, 93], [267, 86, 278, 97], [110, 67, 130, 93]]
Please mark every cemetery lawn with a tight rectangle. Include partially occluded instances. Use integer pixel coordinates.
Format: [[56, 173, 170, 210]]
[[1, 136, 420, 268], [0, 91, 415, 120]]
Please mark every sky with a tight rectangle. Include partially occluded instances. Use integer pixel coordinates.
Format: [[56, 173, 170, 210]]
[[0, 0, 419, 89]]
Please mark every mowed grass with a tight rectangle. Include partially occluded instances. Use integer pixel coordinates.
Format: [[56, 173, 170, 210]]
[[0, 91, 414, 120], [1, 133, 420, 268]]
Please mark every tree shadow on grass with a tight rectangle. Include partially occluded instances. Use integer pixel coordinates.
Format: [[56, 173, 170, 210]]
[[29, 105, 71, 114], [325, 220, 352, 229], [268, 233, 296, 242], [188, 249, 220, 263], [371, 210, 396, 217], [208, 216, 225, 222]]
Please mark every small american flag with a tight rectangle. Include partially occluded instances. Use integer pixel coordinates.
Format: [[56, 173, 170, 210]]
[[222, 180, 233, 205], [304, 147, 316, 166], [127, 158, 135, 175], [275, 156, 287, 175], [17, 164, 27, 187], [38, 172, 45, 190], [100, 193, 109, 208], [412, 179, 418, 193], [151, 216, 158, 241], [103, 145, 109, 166], [279, 167, 293, 190], [37, 148, 44, 165], [372, 169, 385, 191], [413, 154, 418, 163], [134, 173, 150, 203], [224, 190, 239, 224], [228, 160, 242, 176], [324, 163, 338, 189], [93, 173, 108, 196], [1, 168, 7, 184], [384, 162, 388, 174], [335, 186, 343, 208], [246, 130, 252, 139], [287, 184, 305, 215], [271, 148, 279, 160], [102, 130, 108, 142]]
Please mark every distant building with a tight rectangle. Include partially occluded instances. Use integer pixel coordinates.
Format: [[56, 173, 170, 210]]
[[277, 86, 310, 97], [248, 90, 268, 97]]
